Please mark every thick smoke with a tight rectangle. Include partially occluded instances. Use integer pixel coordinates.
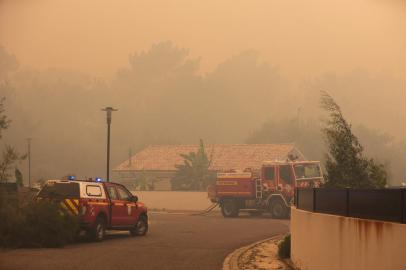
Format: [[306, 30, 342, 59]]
[[0, 0, 405, 185]]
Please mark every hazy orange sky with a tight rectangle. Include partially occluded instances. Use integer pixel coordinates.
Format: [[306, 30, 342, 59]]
[[1, 0, 405, 79]]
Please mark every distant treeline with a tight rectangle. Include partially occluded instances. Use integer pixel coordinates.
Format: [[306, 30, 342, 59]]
[[0, 42, 405, 185]]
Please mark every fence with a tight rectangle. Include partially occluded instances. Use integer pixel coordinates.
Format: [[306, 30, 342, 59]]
[[295, 187, 406, 223]]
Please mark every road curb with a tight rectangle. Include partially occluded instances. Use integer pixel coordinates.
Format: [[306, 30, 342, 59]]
[[222, 235, 283, 270]]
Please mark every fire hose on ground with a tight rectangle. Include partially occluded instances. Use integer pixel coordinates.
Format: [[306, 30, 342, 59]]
[[191, 203, 219, 216]]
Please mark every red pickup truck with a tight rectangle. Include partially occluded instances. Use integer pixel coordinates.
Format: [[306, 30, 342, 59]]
[[37, 179, 148, 241]]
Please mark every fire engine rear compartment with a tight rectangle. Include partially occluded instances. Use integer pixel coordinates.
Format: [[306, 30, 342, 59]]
[[215, 173, 256, 199]]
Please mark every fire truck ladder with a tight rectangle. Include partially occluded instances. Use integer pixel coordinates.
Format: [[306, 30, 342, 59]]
[[255, 178, 263, 199]]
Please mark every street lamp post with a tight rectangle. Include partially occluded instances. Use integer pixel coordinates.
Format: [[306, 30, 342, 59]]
[[27, 138, 32, 188], [102, 107, 118, 182]]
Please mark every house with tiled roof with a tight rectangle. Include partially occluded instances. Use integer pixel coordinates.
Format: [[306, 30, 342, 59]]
[[113, 144, 305, 190]]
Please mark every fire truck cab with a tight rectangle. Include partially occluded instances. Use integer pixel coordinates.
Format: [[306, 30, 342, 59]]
[[208, 160, 323, 218]]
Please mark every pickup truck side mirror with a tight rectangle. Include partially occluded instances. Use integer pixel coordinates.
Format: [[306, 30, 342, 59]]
[[131, 195, 138, 203]]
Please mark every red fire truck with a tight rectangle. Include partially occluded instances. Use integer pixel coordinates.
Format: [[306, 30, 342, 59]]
[[208, 161, 323, 218]]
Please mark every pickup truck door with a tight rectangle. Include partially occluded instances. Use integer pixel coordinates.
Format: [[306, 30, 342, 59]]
[[115, 185, 138, 226], [105, 184, 128, 227]]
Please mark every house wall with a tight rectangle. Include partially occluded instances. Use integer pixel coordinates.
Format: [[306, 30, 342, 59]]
[[130, 191, 212, 211], [113, 170, 175, 191], [291, 207, 406, 270]]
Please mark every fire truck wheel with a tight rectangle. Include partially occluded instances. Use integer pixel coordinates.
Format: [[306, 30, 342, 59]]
[[221, 200, 239, 218], [270, 200, 287, 219], [89, 216, 106, 242], [130, 215, 148, 236]]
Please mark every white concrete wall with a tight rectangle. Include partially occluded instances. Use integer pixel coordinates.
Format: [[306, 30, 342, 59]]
[[130, 191, 213, 211], [291, 207, 406, 270]]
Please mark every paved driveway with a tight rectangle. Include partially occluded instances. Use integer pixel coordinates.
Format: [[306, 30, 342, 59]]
[[0, 212, 289, 270]]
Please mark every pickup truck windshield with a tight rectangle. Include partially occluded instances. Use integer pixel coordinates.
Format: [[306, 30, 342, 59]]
[[294, 164, 322, 179], [38, 182, 80, 199]]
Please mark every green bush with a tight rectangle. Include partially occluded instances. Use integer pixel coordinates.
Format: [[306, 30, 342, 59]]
[[278, 234, 291, 259], [0, 195, 79, 248], [0, 195, 25, 247]]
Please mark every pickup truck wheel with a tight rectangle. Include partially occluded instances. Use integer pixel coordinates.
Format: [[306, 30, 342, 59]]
[[221, 200, 239, 218], [130, 215, 148, 236], [270, 200, 287, 219], [89, 217, 106, 242]]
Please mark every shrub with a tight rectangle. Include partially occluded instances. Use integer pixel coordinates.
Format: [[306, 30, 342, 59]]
[[0, 194, 25, 247], [278, 234, 291, 259], [0, 194, 79, 248]]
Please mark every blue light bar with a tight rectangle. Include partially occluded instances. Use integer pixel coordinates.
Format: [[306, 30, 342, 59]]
[[68, 175, 76, 180], [95, 177, 102, 182]]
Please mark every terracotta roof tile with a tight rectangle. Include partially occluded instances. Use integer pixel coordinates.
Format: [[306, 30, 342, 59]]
[[114, 144, 300, 172]]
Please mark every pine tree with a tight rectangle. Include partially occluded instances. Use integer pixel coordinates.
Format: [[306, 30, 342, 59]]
[[320, 91, 387, 188]]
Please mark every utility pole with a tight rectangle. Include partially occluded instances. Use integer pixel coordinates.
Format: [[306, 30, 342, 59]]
[[128, 147, 132, 167], [27, 138, 32, 188], [102, 107, 118, 182]]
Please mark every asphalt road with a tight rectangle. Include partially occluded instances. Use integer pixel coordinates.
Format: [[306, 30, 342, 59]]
[[0, 212, 289, 270]]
